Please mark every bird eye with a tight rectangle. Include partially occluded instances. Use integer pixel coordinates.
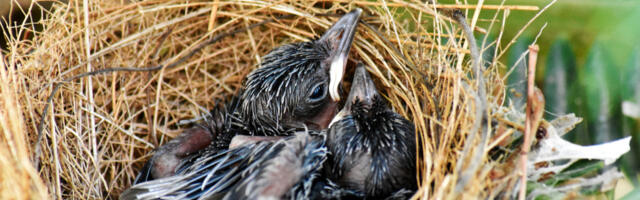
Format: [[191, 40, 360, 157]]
[[309, 83, 326, 102]]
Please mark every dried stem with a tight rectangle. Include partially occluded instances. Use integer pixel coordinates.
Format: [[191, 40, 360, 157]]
[[452, 10, 489, 193], [519, 44, 539, 200]]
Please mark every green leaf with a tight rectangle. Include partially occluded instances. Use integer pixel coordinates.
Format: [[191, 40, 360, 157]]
[[621, 46, 640, 102], [580, 42, 621, 143], [527, 181, 561, 200], [543, 38, 581, 142], [620, 188, 640, 200], [621, 45, 640, 183], [543, 160, 604, 186], [544, 38, 577, 117], [605, 189, 615, 200]]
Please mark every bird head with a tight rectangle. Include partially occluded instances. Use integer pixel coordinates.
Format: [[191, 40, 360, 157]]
[[326, 64, 417, 197], [329, 63, 384, 130], [240, 9, 361, 134]]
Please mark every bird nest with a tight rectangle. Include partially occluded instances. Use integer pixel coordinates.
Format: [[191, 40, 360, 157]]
[[3, 0, 624, 199]]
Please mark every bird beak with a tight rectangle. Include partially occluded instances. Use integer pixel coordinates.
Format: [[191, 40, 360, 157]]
[[329, 63, 378, 127], [345, 63, 379, 108], [320, 8, 362, 101]]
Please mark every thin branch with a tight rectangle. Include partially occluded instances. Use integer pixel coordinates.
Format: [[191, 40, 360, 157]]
[[147, 28, 174, 147], [452, 9, 489, 193], [519, 44, 540, 200]]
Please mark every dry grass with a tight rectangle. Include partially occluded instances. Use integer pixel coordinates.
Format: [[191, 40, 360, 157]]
[[1, 0, 548, 199]]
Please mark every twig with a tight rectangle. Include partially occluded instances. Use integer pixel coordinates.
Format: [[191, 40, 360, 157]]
[[147, 28, 174, 147], [82, 0, 108, 190], [519, 44, 539, 200], [208, 0, 220, 31], [451, 10, 489, 192]]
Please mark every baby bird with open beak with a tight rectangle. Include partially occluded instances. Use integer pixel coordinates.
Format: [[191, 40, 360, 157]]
[[325, 64, 417, 199], [133, 9, 362, 184]]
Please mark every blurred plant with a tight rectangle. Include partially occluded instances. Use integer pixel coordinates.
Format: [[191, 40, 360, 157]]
[[620, 45, 640, 184], [506, 37, 533, 109], [580, 42, 622, 144], [543, 38, 579, 142]]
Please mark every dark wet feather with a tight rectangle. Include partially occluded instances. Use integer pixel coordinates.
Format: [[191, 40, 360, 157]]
[[121, 131, 328, 200]]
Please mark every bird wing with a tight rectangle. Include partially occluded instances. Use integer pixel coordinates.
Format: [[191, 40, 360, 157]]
[[120, 132, 326, 200], [120, 141, 276, 200], [132, 101, 230, 185], [224, 132, 327, 200]]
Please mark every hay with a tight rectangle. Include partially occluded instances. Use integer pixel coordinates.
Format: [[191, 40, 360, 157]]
[[2, 0, 548, 199]]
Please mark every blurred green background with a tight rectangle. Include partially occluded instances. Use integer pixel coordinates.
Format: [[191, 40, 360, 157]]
[[475, 0, 640, 189]]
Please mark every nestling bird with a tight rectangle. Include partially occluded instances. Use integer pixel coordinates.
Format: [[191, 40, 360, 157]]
[[217, 64, 418, 200], [120, 64, 417, 200], [325, 64, 417, 199], [120, 130, 328, 200], [132, 9, 362, 184]]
